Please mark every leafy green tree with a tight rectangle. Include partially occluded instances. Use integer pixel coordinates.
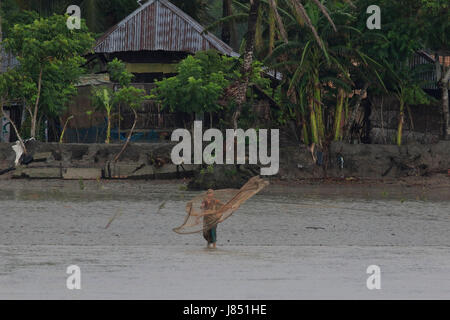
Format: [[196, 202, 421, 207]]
[[418, 0, 450, 139], [266, 1, 377, 146], [330, 0, 433, 145], [107, 57, 134, 87], [2, 14, 95, 139], [366, 0, 431, 145], [113, 86, 150, 161], [92, 58, 149, 147], [152, 51, 231, 116], [151, 50, 270, 127], [92, 86, 113, 143], [227, 0, 342, 129], [107, 57, 134, 139]]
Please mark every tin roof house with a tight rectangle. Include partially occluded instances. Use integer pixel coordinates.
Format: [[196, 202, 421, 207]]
[[66, 0, 241, 143], [89, 0, 238, 83]]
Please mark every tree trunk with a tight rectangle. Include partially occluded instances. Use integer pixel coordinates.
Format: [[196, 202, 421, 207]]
[[334, 90, 344, 141], [221, 0, 232, 45], [397, 98, 404, 146], [0, 0, 2, 62], [231, 0, 260, 129], [309, 97, 319, 144], [440, 68, 450, 140], [105, 110, 111, 144], [313, 81, 324, 142], [59, 116, 73, 143], [117, 103, 121, 140], [346, 81, 369, 141], [442, 85, 450, 140], [30, 68, 43, 138], [222, 0, 238, 49], [114, 108, 137, 162], [268, 0, 288, 43]]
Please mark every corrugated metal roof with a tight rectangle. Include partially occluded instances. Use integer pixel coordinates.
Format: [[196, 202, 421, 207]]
[[94, 0, 238, 57]]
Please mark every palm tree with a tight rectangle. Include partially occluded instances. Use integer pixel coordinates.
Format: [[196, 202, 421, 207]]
[[229, 0, 351, 129], [171, 0, 213, 25], [221, 0, 238, 47], [230, 0, 260, 129], [265, 1, 384, 146]]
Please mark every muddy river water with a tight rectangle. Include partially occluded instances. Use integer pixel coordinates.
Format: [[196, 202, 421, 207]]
[[0, 179, 449, 299]]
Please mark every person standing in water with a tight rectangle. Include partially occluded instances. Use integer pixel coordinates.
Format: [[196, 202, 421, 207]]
[[199, 189, 224, 248]]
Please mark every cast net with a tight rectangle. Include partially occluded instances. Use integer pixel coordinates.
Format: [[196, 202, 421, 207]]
[[173, 176, 269, 234]]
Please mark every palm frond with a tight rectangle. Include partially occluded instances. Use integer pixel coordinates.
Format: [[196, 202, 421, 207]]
[[268, 0, 288, 43], [310, 0, 337, 32], [203, 13, 249, 33], [289, 0, 324, 50]]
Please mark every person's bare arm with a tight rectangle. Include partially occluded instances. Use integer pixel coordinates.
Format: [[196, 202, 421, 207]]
[[198, 209, 218, 217], [191, 201, 207, 217], [189, 205, 213, 217], [216, 200, 225, 207]]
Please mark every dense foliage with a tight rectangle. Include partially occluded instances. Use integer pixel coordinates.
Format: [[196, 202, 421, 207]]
[[0, 0, 449, 144], [0, 13, 95, 139], [151, 50, 271, 116]]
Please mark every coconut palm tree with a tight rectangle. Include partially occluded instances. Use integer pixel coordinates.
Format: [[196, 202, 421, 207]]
[[265, 1, 384, 146], [228, 0, 355, 129]]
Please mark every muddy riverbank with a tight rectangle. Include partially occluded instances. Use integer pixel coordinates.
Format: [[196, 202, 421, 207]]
[[1, 141, 449, 190]]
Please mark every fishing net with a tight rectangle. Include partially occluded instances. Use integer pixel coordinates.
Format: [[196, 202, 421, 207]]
[[173, 176, 269, 234]]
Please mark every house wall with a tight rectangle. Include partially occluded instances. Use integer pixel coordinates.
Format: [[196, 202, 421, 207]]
[[102, 51, 185, 82], [369, 95, 442, 144], [1, 109, 10, 143], [64, 82, 178, 143], [0, 105, 23, 143], [125, 62, 177, 74]]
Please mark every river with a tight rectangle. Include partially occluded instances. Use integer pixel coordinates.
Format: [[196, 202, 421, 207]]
[[0, 179, 449, 299]]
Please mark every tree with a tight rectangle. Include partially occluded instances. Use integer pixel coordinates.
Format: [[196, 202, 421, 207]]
[[152, 51, 231, 120], [113, 86, 150, 161], [92, 86, 113, 144], [92, 58, 149, 148], [221, 0, 238, 48], [418, 0, 450, 139], [231, 0, 261, 129], [266, 1, 379, 147], [152, 50, 270, 128], [345, 0, 430, 145], [2, 14, 94, 139], [229, 0, 342, 129], [107, 57, 134, 139]]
